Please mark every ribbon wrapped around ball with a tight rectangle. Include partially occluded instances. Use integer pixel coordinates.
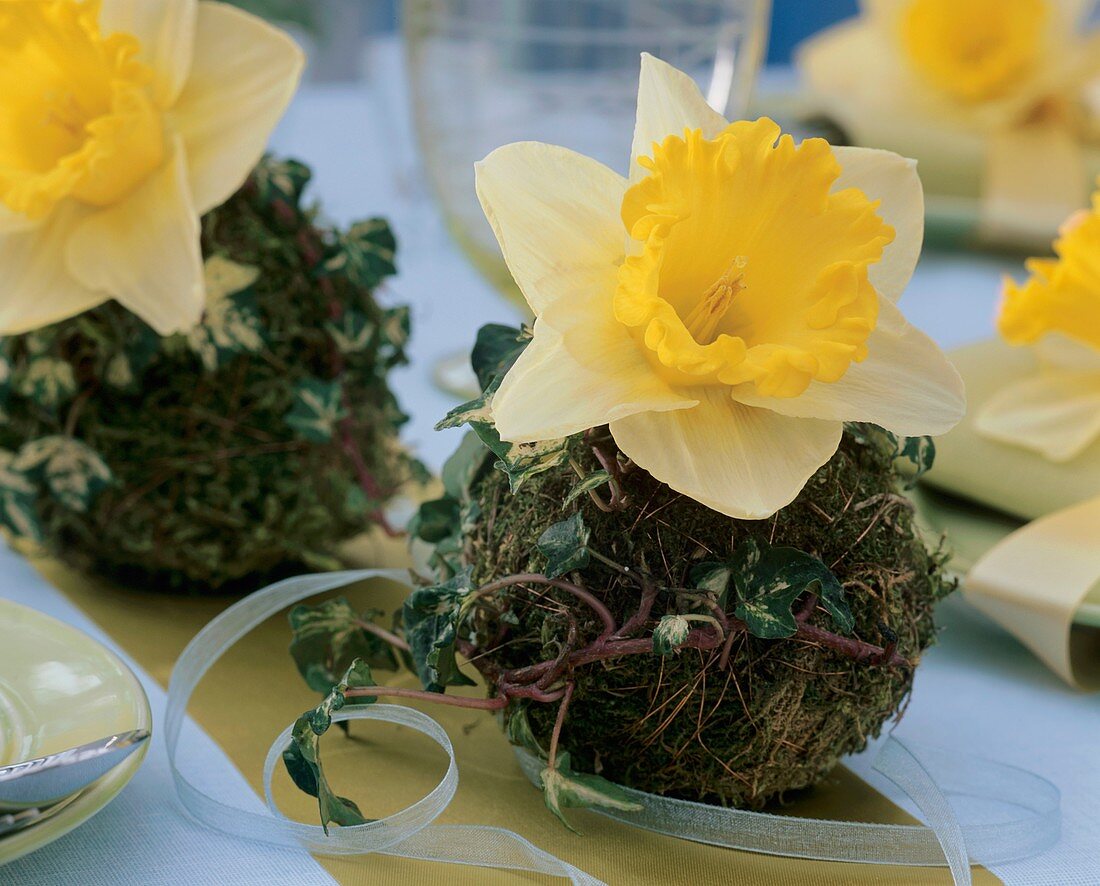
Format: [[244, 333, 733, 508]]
[[166, 569, 1061, 886]]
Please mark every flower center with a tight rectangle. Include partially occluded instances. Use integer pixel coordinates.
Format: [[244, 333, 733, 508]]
[[999, 199, 1100, 351], [614, 120, 893, 399], [0, 0, 166, 219], [901, 0, 1047, 103]]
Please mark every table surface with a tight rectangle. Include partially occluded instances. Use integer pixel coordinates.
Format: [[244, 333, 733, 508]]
[[2, 72, 1099, 885]]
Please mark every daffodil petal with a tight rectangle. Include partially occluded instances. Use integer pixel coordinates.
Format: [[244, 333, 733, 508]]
[[99, 0, 197, 107], [493, 318, 697, 442], [171, 2, 304, 215], [630, 53, 728, 181], [0, 206, 39, 235], [729, 297, 965, 437], [65, 138, 204, 335], [1034, 333, 1100, 373], [832, 146, 923, 303], [476, 142, 627, 315], [975, 371, 1100, 462], [610, 389, 842, 519], [0, 204, 106, 334]]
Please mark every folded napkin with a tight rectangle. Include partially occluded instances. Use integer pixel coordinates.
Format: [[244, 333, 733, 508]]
[[924, 340, 1100, 689]]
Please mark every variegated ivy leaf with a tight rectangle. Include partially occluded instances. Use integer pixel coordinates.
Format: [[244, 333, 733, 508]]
[[895, 435, 936, 489], [402, 568, 476, 692], [13, 436, 112, 513], [288, 597, 398, 695], [436, 390, 569, 493], [0, 449, 41, 541], [540, 751, 643, 833], [104, 354, 135, 389], [378, 306, 411, 365], [321, 218, 397, 291], [283, 659, 376, 833], [536, 512, 590, 579], [469, 324, 530, 391], [252, 156, 311, 204], [285, 377, 348, 442], [505, 703, 545, 758], [16, 357, 76, 410], [689, 561, 734, 602], [652, 615, 691, 655], [564, 470, 611, 507], [187, 256, 264, 371], [732, 538, 853, 640], [324, 310, 374, 355], [0, 354, 11, 391]]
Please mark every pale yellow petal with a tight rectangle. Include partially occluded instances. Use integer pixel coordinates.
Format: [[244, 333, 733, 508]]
[[610, 389, 843, 519], [0, 205, 38, 235], [1035, 333, 1100, 373], [171, 2, 304, 215], [475, 142, 627, 315], [730, 298, 965, 437], [65, 138, 204, 335], [493, 318, 696, 442], [0, 204, 106, 333], [99, 0, 197, 107], [975, 371, 1100, 462], [832, 146, 923, 303], [630, 53, 728, 181]]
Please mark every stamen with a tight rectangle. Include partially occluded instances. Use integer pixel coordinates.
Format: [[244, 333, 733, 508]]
[[683, 257, 747, 344]]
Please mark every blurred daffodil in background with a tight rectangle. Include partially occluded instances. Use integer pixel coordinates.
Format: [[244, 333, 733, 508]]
[[977, 182, 1100, 461], [0, 0, 303, 335], [799, 0, 1100, 243], [477, 55, 965, 520]]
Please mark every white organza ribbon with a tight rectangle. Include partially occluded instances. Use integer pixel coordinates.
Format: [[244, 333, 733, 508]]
[[166, 570, 1061, 885]]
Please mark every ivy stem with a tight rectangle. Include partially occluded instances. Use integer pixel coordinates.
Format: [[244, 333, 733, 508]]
[[547, 682, 575, 771], [794, 623, 911, 668], [613, 577, 659, 639], [586, 548, 635, 578], [353, 618, 411, 653], [476, 573, 617, 639], [344, 685, 507, 710]]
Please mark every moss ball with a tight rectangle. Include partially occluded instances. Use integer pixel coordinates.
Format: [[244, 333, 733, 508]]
[[0, 157, 422, 594], [465, 431, 951, 808]]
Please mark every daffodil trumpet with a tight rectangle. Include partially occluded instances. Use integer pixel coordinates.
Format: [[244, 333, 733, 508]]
[[0, 0, 304, 335], [476, 53, 964, 521], [798, 0, 1100, 248]]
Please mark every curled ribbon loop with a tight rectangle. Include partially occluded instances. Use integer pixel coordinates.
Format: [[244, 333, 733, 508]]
[[166, 570, 1061, 886]]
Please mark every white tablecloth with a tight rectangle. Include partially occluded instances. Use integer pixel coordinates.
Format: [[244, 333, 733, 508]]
[[1, 63, 1098, 884]]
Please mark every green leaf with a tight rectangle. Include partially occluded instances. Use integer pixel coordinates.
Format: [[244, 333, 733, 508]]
[[321, 218, 397, 290], [504, 703, 545, 758], [283, 660, 378, 833], [285, 377, 347, 442], [288, 597, 398, 695], [732, 539, 853, 639], [324, 310, 374, 355], [13, 436, 111, 513], [690, 561, 734, 603], [402, 570, 477, 692], [470, 324, 529, 391], [411, 498, 461, 544], [377, 306, 411, 368], [895, 435, 936, 489], [440, 431, 491, 502], [537, 512, 590, 579], [15, 357, 76, 411], [0, 449, 41, 541], [252, 156, 312, 204], [652, 614, 691, 656], [539, 751, 643, 832], [564, 470, 611, 507]]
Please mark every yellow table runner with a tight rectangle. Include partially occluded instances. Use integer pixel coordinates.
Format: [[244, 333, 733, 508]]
[[33, 531, 997, 885]]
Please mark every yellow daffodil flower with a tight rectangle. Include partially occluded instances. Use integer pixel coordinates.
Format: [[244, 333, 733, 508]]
[[798, 0, 1100, 242], [477, 55, 965, 520], [977, 189, 1100, 461], [0, 0, 303, 335]]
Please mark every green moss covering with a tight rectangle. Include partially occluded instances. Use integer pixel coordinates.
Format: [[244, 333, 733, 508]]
[[465, 431, 952, 808], [0, 157, 423, 594]]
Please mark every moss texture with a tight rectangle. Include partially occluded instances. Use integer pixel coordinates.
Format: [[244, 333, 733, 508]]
[[465, 431, 951, 808], [0, 158, 420, 594]]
